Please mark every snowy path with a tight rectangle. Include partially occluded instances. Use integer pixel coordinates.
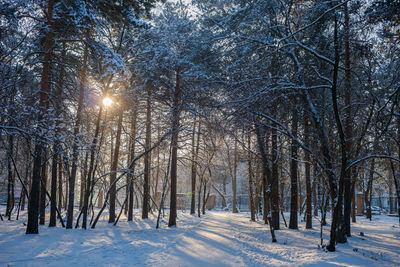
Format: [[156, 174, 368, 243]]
[[0, 210, 399, 266]]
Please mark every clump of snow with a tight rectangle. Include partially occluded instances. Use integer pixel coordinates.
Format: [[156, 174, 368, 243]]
[[0, 210, 399, 266]]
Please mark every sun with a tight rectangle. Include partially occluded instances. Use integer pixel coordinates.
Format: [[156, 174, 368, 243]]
[[103, 97, 113, 107]]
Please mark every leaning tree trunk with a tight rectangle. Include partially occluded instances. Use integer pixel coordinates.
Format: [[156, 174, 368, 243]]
[[168, 72, 182, 227], [82, 103, 104, 229]]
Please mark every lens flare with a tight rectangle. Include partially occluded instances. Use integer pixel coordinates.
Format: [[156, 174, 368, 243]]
[[103, 97, 112, 107]]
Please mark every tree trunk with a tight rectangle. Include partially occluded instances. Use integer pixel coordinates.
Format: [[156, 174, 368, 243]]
[[21, 141, 31, 211], [313, 163, 318, 216], [82, 105, 104, 229], [152, 114, 162, 213], [190, 121, 197, 215], [128, 101, 138, 221], [202, 179, 207, 215], [66, 30, 89, 229], [6, 135, 14, 219], [190, 121, 201, 214], [343, 2, 353, 237], [109, 106, 124, 223], [388, 172, 394, 214], [79, 152, 88, 210], [328, 15, 347, 249], [289, 102, 298, 230], [49, 46, 65, 227], [271, 124, 280, 229], [351, 172, 356, 223], [26, 0, 55, 234], [304, 115, 312, 229], [366, 159, 374, 220], [254, 122, 277, 242], [59, 161, 64, 210], [396, 114, 400, 224], [64, 166, 68, 210], [262, 144, 269, 224], [142, 88, 152, 219], [39, 153, 47, 225], [232, 139, 238, 213], [49, 152, 58, 227], [168, 71, 181, 227], [248, 133, 256, 221], [198, 176, 202, 217]]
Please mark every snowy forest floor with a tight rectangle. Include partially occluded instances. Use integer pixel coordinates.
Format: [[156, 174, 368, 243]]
[[0, 210, 399, 266]]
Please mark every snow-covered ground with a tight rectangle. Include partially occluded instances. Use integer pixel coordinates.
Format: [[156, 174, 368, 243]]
[[0, 210, 399, 266]]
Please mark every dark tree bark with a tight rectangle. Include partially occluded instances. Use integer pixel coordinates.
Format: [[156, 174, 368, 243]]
[[198, 174, 202, 217], [151, 114, 161, 213], [343, 2, 353, 237], [49, 45, 65, 227], [142, 88, 152, 219], [365, 159, 374, 220], [109, 106, 124, 223], [254, 122, 277, 242], [313, 163, 318, 217], [190, 121, 201, 214], [26, 0, 55, 234], [388, 172, 394, 214], [202, 175, 209, 215], [21, 140, 31, 211], [271, 124, 280, 229], [247, 133, 256, 221], [262, 132, 269, 224], [66, 30, 89, 229], [328, 14, 347, 250], [39, 154, 48, 225], [232, 139, 239, 213], [64, 166, 68, 210], [168, 71, 182, 227], [58, 160, 63, 210], [82, 102, 104, 229], [396, 115, 400, 224], [190, 121, 197, 215], [128, 102, 138, 221], [6, 135, 14, 219], [289, 102, 299, 230], [79, 152, 88, 210], [49, 153, 59, 227], [304, 115, 312, 229]]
